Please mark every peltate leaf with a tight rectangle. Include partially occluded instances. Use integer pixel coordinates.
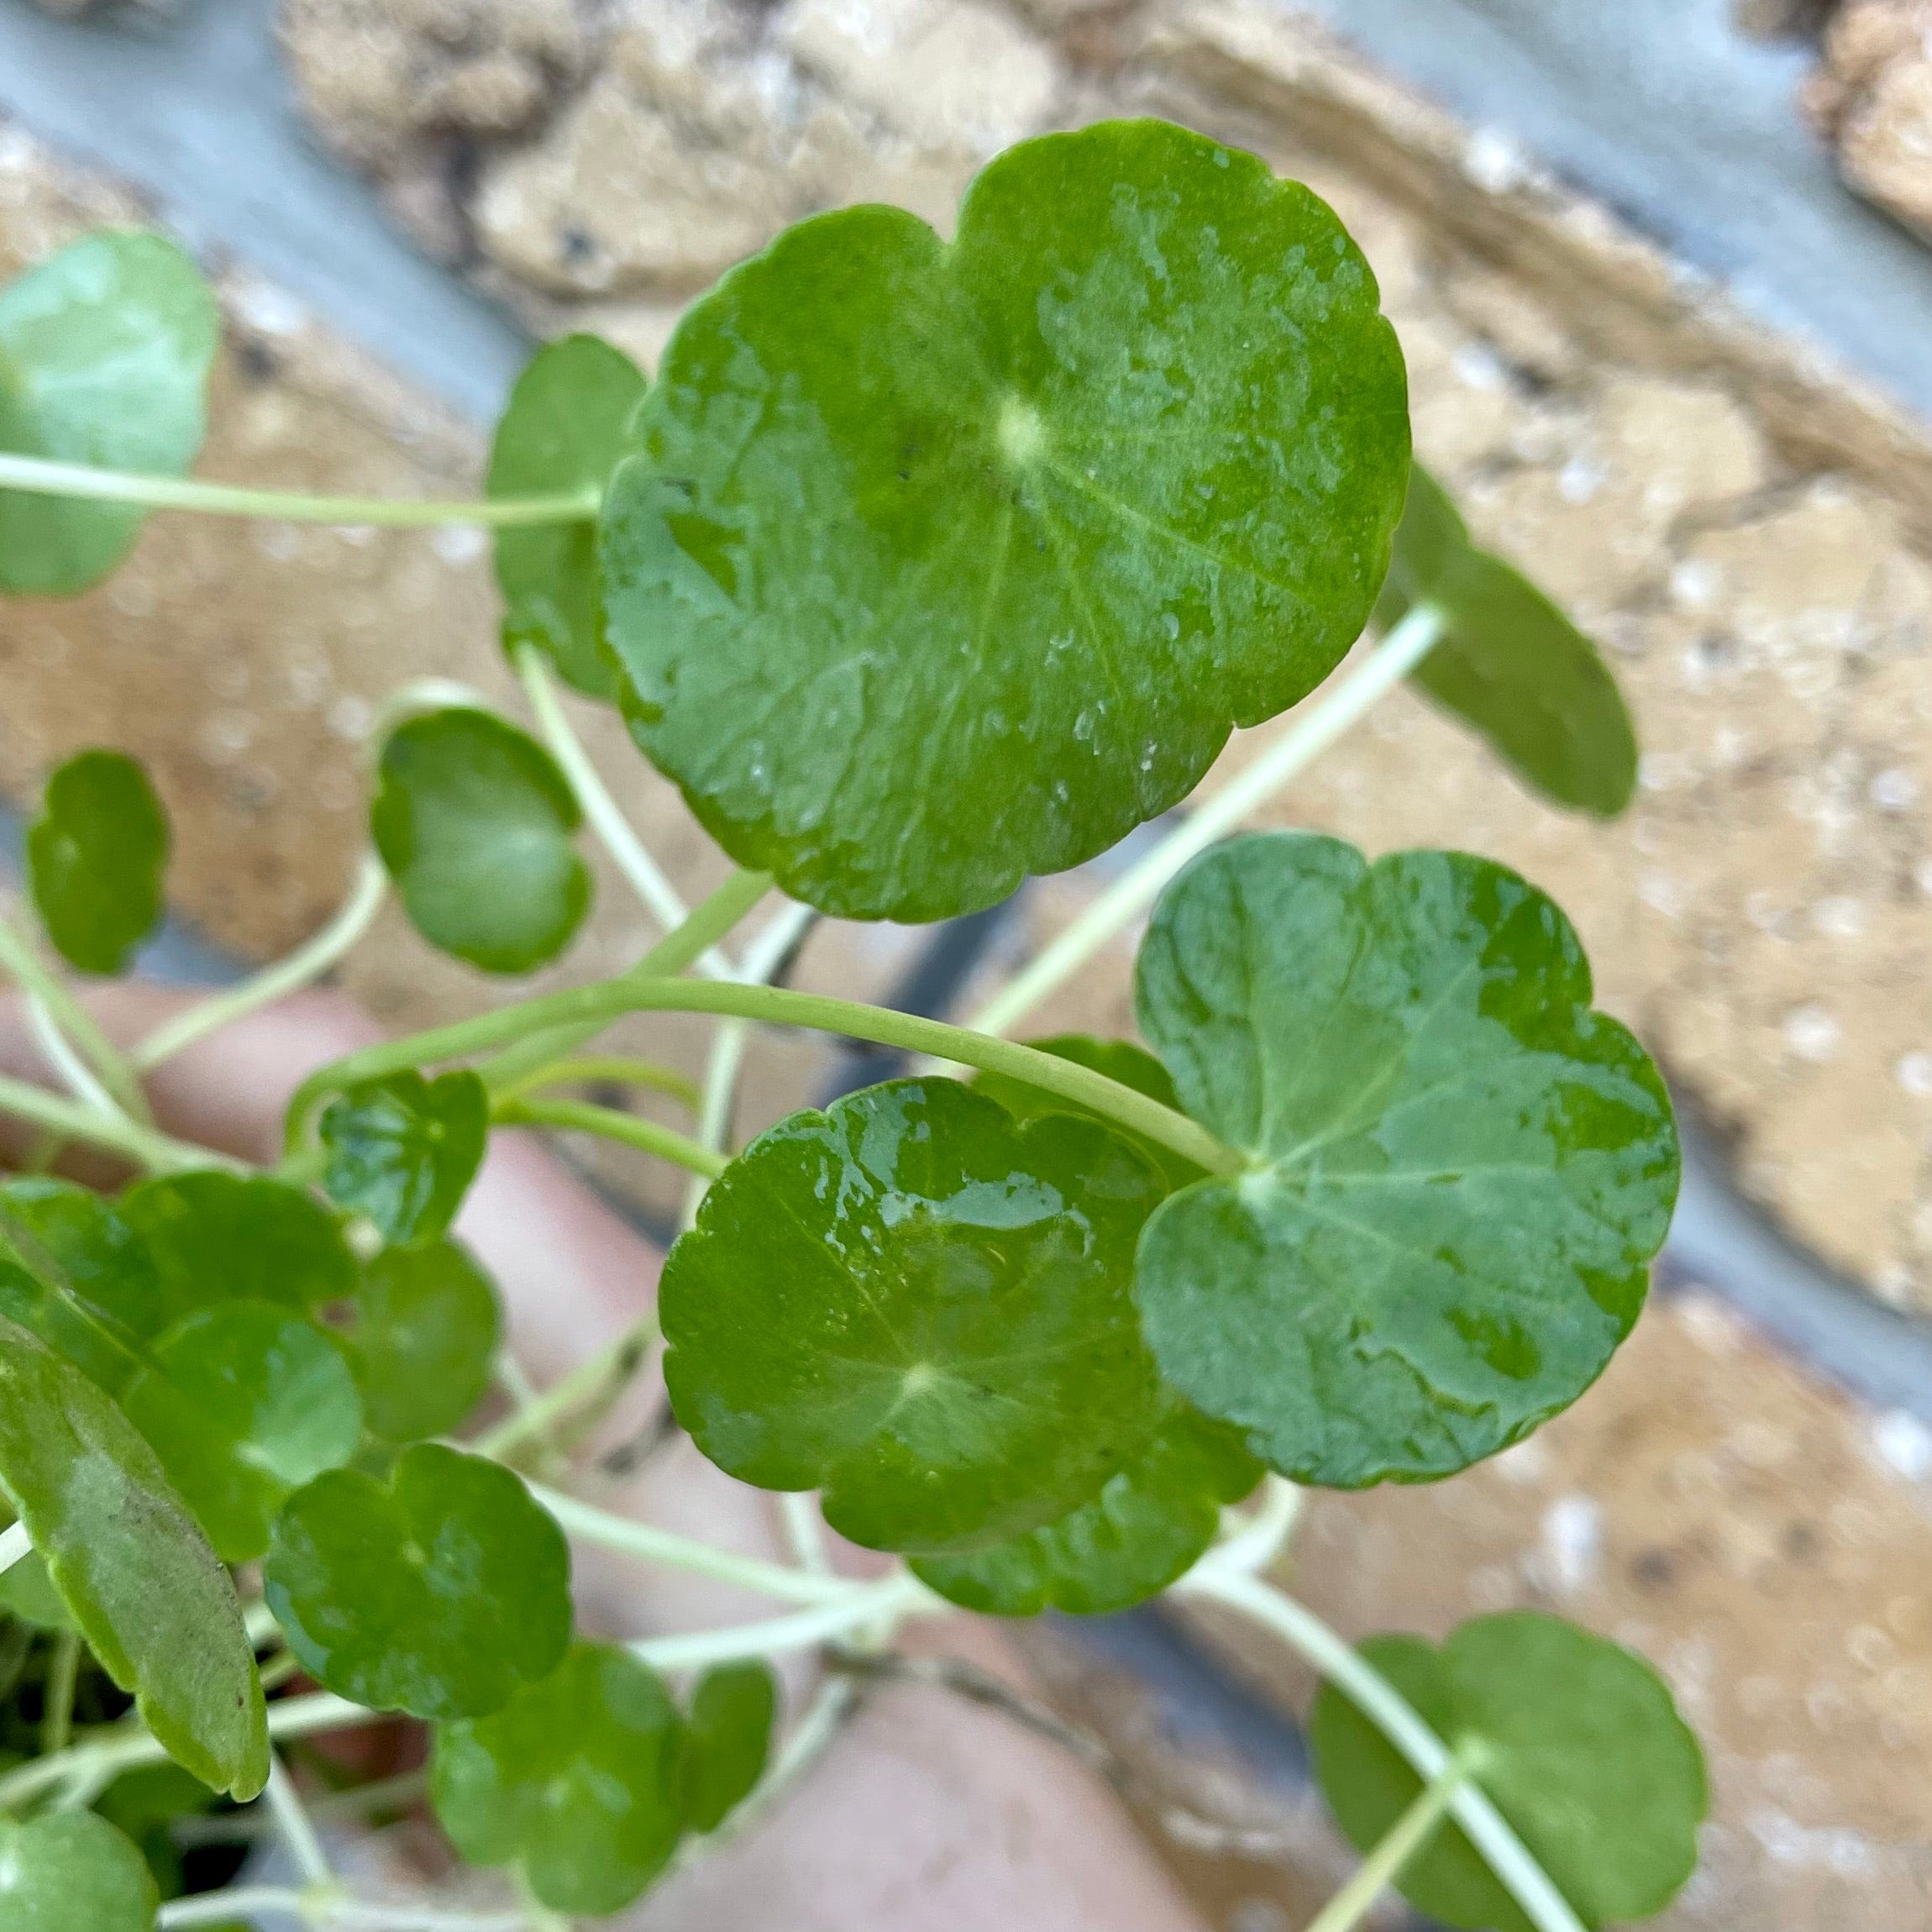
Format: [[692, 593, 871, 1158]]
[[912, 1401, 1260, 1615], [432, 1640, 684, 1915], [0, 1312, 267, 1798], [264, 1441, 571, 1721], [1310, 1613, 1707, 1930], [491, 334, 647, 700], [679, 1661, 776, 1832], [1134, 832, 1678, 1488], [0, 1813, 158, 1932], [601, 117, 1409, 921], [348, 1238, 501, 1444], [319, 1070, 489, 1246], [1378, 465, 1637, 816], [371, 709, 591, 974], [661, 1078, 1167, 1555], [0, 229, 218, 596], [25, 750, 169, 974], [120, 1300, 365, 1562]]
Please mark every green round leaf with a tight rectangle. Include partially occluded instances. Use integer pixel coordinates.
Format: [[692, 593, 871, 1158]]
[[349, 1237, 501, 1444], [432, 1640, 684, 1915], [118, 1173, 359, 1331], [491, 334, 648, 700], [25, 750, 169, 975], [319, 1070, 489, 1247], [679, 1660, 776, 1833], [371, 709, 591, 974], [120, 1300, 365, 1562], [1310, 1612, 1707, 1929], [0, 1813, 158, 1932], [912, 1401, 1259, 1616], [264, 1441, 571, 1721], [0, 229, 219, 596], [1134, 832, 1678, 1488], [663, 1078, 1167, 1555], [601, 118, 1409, 921], [0, 1313, 267, 1798], [1379, 465, 1638, 817], [93, 1763, 221, 1903], [0, 1183, 150, 1394]]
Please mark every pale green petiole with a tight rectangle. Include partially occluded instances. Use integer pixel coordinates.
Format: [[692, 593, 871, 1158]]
[[492, 1095, 728, 1180], [0, 916, 152, 1123], [0, 1519, 30, 1577], [1304, 1753, 1473, 1932], [0, 1070, 243, 1174]]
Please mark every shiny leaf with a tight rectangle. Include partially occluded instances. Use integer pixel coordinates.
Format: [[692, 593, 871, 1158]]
[[0, 1813, 158, 1932], [679, 1661, 776, 1832], [0, 1184, 150, 1394], [25, 750, 169, 974], [319, 1070, 489, 1246], [348, 1238, 501, 1444]]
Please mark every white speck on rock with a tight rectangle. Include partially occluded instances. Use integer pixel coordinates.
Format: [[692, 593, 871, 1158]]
[[1539, 1494, 1601, 1595], [1784, 1003, 1841, 1062], [1872, 1410, 1932, 1483]]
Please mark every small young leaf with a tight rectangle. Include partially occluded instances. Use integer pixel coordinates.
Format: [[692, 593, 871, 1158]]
[[118, 1173, 359, 1331], [120, 1300, 365, 1562], [1378, 465, 1638, 817], [661, 1079, 1167, 1555], [349, 1237, 501, 1444], [679, 1660, 776, 1832], [912, 1402, 1260, 1616], [371, 709, 591, 974], [0, 1813, 158, 1932], [264, 1441, 571, 1721], [25, 750, 169, 974], [319, 1070, 489, 1247], [0, 229, 219, 596], [431, 1640, 685, 1915], [491, 334, 647, 700], [1134, 832, 1678, 1488], [0, 1184, 150, 1394], [602, 117, 1409, 921], [0, 1312, 267, 1798], [1310, 1612, 1707, 1929]]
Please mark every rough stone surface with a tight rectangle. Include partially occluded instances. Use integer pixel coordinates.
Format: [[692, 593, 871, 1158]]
[[1804, 0, 1932, 243]]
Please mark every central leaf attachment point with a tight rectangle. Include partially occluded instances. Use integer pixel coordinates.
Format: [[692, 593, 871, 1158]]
[[995, 394, 1047, 470]]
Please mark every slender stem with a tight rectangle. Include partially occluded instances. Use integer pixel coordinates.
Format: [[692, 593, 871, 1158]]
[[0, 1520, 29, 1576], [967, 604, 1449, 1040], [40, 1630, 81, 1756], [1305, 1756, 1470, 1932], [1175, 1571, 1585, 1932], [265, 1754, 334, 1887], [470, 1315, 657, 1461], [159, 1891, 537, 1932], [1211, 1475, 1304, 1577], [25, 995, 120, 1119], [0, 918, 150, 1122], [0, 451, 598, 528], [494, 1095, 728, 1181], [0, 1073, 238, 1174], [528, 1483, 858, 1605], [493, 1055, 701, 1110], [779, 1493, 832, 1577], [630, 1572, 937, 1672], [295, 980, 1242, 1178], [160, 1890, 312, 1929], [134, 853, 388, 1070]]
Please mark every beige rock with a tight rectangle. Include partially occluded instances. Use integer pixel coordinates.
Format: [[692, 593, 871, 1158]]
[[1804, 0, 1932, 243]]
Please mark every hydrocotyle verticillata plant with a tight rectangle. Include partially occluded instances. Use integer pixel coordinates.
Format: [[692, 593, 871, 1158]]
[[0, 118, 1701, 1932]]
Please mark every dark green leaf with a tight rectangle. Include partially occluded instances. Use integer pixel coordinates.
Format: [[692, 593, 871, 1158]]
[[663, 1078, 1166, 1556], [121, 1300, 365, 1562], [319, 1070, 489, 1247], [0, 230, 219, 596], [679, 1661, 776, 1832], [1378, 465, 1637, 817], [94, 1762, 221, 1903], [349, 1238, 501, 1444], [118, 1173, 358, 1331], [264, 1441, 571, 1721], [432, 1639, 684, 1915], [0, 1184, 150, 1394], [912, 1401, 1259, 1615], [25, 751, 169, 974], [1310, 1612, 1707, 1929], [491, 334, 647, 700], [371, 709, 591, 974], [601, 118, 1409, 921], [0, 1313, 267, 1798], [0, 1812, 158, 1932], [1134, 832, 1678, 1488]]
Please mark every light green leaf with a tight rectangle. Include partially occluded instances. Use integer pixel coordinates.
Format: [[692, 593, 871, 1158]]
[[120, 1300, 365, 1562], [661, 1078, 1167, 1556], [911, 1402, 1259, 1615], [432, 1640, 684, 1915], [0, 1813, 158, 1932], [348, 1238, 501, 1444], [491, 334, 647, 700], [601, 118, 1409, 921], [1134, 832, 1678, 1488], [1310, 1612, 1707, 1930], [371, 709, 591, 974], [679, 1661, 776, 1833], [264, 1442, 571, 1721], [1378, 465, 1637, 816], [0, 1549, 75, 1630], [319, 1070, 489, 1247], [25, 750, 169, 974], [0, 1312, 267, 1798], [0, 229, 218, 596], [118, 1173, 359, 1331], [0, 1184, 150, 1394]]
